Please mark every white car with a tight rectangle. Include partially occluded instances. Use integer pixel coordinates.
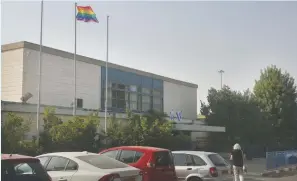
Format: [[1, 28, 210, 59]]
[[36, 151, 142, 181], [172, 151, 231, 181]]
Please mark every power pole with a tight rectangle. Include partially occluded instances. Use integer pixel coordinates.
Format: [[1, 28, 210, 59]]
[[218, 70, 224, 89]]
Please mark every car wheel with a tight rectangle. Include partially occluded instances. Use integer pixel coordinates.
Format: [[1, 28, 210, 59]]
[[188, 177, 202, 181]]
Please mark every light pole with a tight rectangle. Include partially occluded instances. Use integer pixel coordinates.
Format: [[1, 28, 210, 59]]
[[218, 70, 224, 89]]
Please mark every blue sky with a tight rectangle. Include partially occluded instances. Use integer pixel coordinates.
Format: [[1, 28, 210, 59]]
[[2, 1, 297, 111]]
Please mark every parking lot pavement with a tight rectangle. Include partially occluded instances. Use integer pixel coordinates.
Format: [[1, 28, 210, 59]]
[[225, 174, 297, 181]]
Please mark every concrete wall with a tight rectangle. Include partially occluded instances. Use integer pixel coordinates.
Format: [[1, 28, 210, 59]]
[[163, 81, 197, 120], [1, 49, 24, 102], [22, 48, 101, 109]]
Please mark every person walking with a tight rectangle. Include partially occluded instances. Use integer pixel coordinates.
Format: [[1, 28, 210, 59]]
[[230, 143, 246, 181]]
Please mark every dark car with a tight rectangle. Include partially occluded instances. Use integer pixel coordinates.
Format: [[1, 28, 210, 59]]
[[1, 154, 52, 181]]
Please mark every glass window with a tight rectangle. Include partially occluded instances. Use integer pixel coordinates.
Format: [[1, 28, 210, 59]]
[[10, 161, 49, 180], [153, 89, 162, 97], [142, 88, 151, 95], [101, 150, 119, 159], [142, 103, 150, 112], [46, 157, 68, 171], [130, 102, 137, 110], [119, 150, 136, 164], [208, 154, 228, 167], [38, 157, 50, 167], [117, 100, 126, 109], [77, 155, 129, 169], [130, 93, 137, 102], [118, 84, 126, 90], [117, 91, 126, 100], [112, 99, 117, 108], [192, 155, 207, 166], [65, 160, 78, 170], [134, 152, 144, 162], [153, 104, 162, 112], [112, 90, 117, 99], [130, 85, 137, 92], [142, 95, 151, 103], [154, 151, 174, 167], [173, 154, 187, 166], [153, 97, 161, 104]]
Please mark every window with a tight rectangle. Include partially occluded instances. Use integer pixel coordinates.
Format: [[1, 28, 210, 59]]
[[130, 85, 137, 92], [192, 155, 207, 166], [130, 102, 137, 110], [134, 152, 144, 162], [117, 91, 126, 100], [101, 150, 119, 159], [154, 151, 174, 167], [153, 97, 161, 104], [77, 155, 129, 169], [142, 95, 151, 103], [117, 100, 127, 109], [118, 84, 126, 90], [65, 160, 78, 171], [46, 157, 68, 171], [153, 104, 162, 112], [9, 161, 49, 181], [76, 98, 83, 108], [173, 154, 187, 166], [142, 88, 151, 95], [153, 89, 162, 97], [142, 103, 150, 112], [38, 157, 50, 167], [119, 150, 135, 164], [130, 93, 138, 102], [208, 154, 228, 167]]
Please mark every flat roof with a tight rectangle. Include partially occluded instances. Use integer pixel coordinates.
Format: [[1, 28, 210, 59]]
[[2, 41, 198, 88]]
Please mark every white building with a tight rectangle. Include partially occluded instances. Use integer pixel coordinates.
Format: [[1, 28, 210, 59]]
[[1, 41, 224, 143]]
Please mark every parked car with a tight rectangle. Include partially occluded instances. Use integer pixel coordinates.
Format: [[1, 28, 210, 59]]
[[36, 151, 142, 181], [1, 154, 52, 181], [99, 146, 178, 181], [172, 151, 231, 181]]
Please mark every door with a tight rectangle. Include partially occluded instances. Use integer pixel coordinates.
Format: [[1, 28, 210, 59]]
[[45, 156, 77, 181], [118, 150, 144, 168], [173, 154, 199, 181], [190, 155, 209, 177], [152, 151, 176, 181]]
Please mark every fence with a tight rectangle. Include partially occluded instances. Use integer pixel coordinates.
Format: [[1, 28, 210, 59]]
[[266, 150, 297, 170]]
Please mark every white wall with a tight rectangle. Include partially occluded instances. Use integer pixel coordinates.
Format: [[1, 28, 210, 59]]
[[22, 48, 101, 109], [163, 81, 197, 120], [1, 49, 24, 102]]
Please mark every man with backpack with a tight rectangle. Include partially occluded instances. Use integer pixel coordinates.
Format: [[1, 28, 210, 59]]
[[230, 143, 246, 181]]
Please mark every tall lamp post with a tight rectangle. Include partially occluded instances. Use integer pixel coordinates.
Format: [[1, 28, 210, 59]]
[[218, 70, 225, 89]]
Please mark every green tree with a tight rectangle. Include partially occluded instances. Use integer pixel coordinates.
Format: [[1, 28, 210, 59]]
[[49, 114, 101, 152], [201, 86, 264, 151], [1, 113, 30, 153], [253, 65, 297, 147], [106, 110, 190, 150]]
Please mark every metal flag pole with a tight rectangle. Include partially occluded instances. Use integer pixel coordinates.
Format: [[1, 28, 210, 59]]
[[36, 0, 44, 142], [73, 2, 77, 116], [104, 15, 110, 134]]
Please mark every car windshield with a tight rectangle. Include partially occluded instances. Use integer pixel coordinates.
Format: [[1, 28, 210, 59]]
[[76, 155, 129, 169], [208, 154, 228, 167], [1, 159, 49, 181]]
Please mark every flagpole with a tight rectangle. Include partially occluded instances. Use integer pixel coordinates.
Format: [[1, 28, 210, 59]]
[[73, 2, 77, 116], [104, 15, 109, 134], [36, 0, 44, 142]]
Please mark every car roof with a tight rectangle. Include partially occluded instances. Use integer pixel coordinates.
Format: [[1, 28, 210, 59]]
[[172, 151, 217, 156], [37, 151, 98, 158], [103, 146, 169, 152], [1, 154, 39, 161]]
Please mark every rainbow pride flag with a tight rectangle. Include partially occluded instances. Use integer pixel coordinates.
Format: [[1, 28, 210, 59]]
[[76, 6, 99, 23]]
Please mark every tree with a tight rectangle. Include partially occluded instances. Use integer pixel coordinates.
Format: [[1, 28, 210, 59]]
[[1, 113, 30, 153], [49, 114, 101, 152], [253, 65, 297, 147], [200, 86, 264, 151], [106, 110, 190, 150]]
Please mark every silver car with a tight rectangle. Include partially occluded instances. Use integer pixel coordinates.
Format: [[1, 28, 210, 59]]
[[172, 151, 231, 181]]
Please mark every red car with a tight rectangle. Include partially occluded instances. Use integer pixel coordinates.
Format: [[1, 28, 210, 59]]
[[99, 146, 178, 181], [1, 154, 52, 181]]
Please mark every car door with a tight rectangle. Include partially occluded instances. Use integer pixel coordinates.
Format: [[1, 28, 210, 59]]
[[173, 153, 198, 181], [44, 156, 77, 181], [152, 151, 176, 181], [190, 155, 209, 177]]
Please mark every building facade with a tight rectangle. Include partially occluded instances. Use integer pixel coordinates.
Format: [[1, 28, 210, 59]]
[[2, 41, 197, 120]]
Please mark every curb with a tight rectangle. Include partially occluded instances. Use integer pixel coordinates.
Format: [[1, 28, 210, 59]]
[[261, 165, 297, 177]]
